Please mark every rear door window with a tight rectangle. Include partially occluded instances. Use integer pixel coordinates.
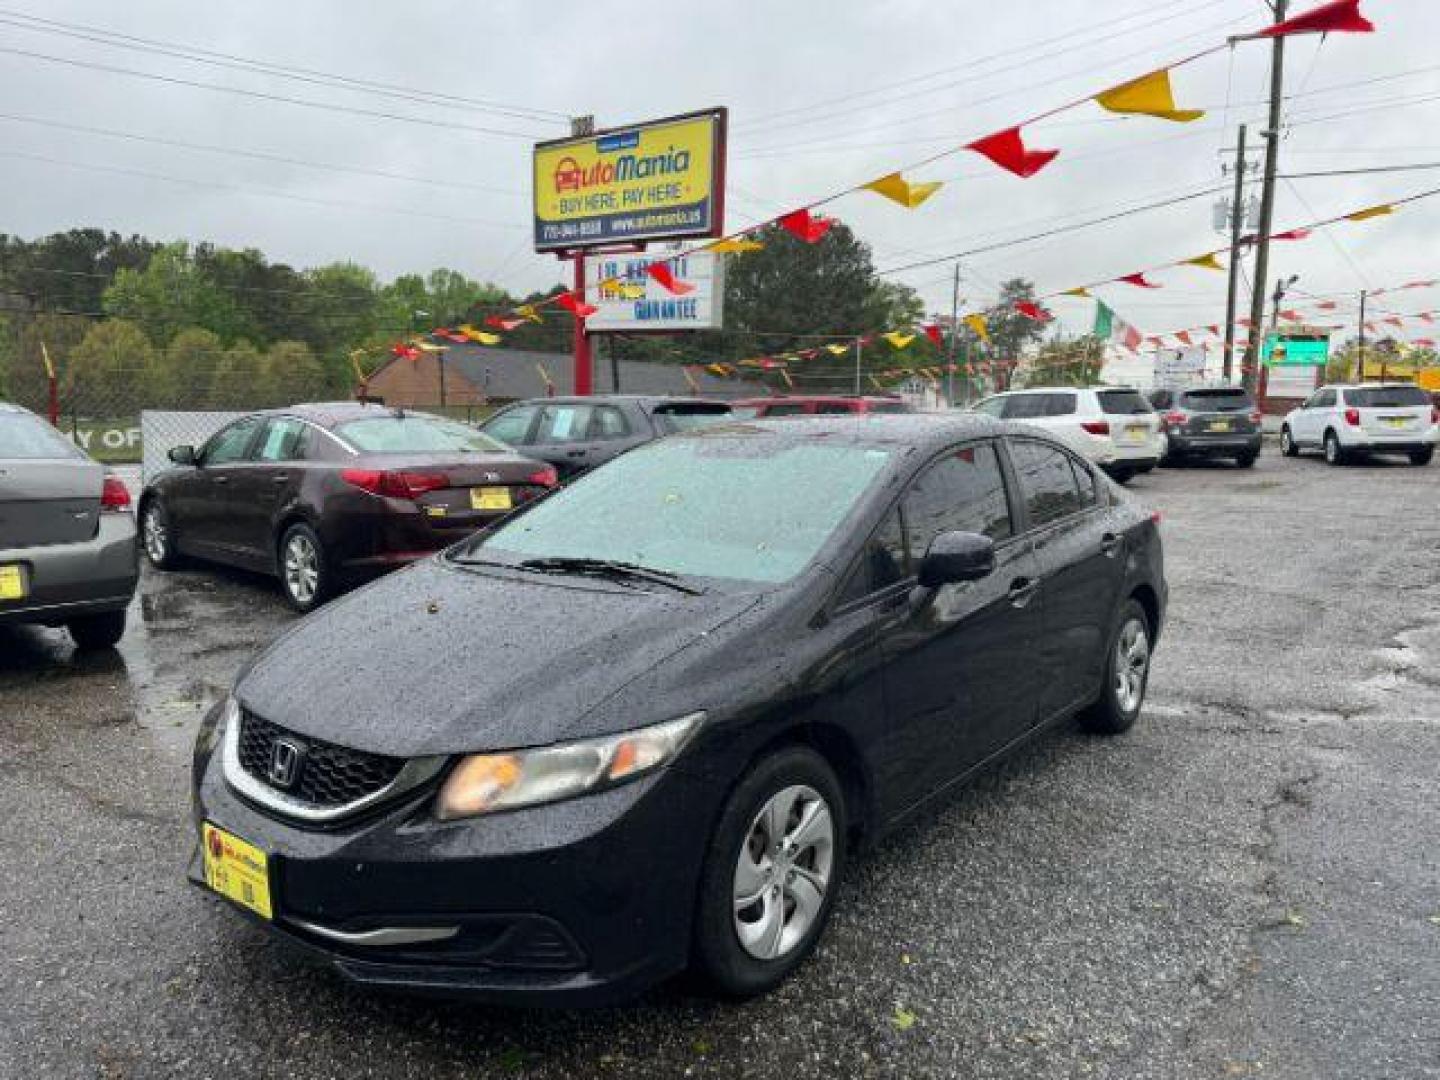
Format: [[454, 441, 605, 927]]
[[1009, 439, 1085, 527], [1096, 389, 1153, 415], [1345, 386, 1429, 408], [763, 403, 807, 417], [535, 404, 595, 443], [1312, 389, 1336, 408], [868, 401, 911, 414], [255, 418, 310, 462], [588, 405, 631, 440], [1180, 388, 1252, 412], [1001, 394, 1049, 420], [812, 402, 856, 415], [652, 403, 731, 433], [972, 397, 1006, 418], [0, 412, 86, 460]]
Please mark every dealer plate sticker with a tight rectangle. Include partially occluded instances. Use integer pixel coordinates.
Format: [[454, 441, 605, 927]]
[[471, 487, 512, 511], [0, 564, 26, 601], [202, 823, 273, 920]]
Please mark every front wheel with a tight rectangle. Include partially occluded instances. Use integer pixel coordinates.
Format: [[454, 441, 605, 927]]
[[1079, 599, 1151, 735], [1410, 447, 1434, 466], [1280, 426, 1298, 458], [140, 499, 181, 569], [693, 747, 846, 998], [278, 522, 330, 613], [1323, 430, 1346, 466]]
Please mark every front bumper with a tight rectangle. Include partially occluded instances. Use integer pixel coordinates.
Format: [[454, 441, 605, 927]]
[[0, 513, 138, 626], [189, 710, 721, 1005]]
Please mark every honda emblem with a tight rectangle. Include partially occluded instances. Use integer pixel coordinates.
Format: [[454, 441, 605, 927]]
[[267, 738, 305, 790]]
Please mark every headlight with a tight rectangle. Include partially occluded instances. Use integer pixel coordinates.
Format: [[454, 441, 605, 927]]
[[434, 712, 703, 821]]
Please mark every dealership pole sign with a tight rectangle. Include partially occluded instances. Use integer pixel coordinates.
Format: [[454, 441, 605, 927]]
[[532, 109, 727, 252], [584, 251, 726, 332]]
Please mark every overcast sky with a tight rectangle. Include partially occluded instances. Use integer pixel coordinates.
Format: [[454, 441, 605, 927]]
[[1, 0, 1437, 373]]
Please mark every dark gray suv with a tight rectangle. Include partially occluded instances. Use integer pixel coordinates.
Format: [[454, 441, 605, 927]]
[[1148, 386, 1262, 468]]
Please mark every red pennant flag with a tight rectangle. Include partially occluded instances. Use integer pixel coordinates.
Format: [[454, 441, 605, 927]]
[[965, 126, 1059, 178], [1255, 0, 1374, 39], [485, 315, 525, 332], [1272, 228, 1312, 241], [646, 262, 695, 295], [1413, 337, 1436, 347], [1175, 330, 1192, 346], [1363, 321, 1377, 332], [556, 292, 598, 319], [1419, 313, 1436, 323], [922, 323, 944, 347], [1123, 324, 1143, 352], [777, 208, 833, 243], [1237, 317, 1252, 328], [1207, 324, 1221, 336], [1014, 300, 1053, 322], [1385, 317, 1404, 328], [1402, 279, 1437, 290], [1279, 309, 1302, 321], [390, 342, 421, 360], [434, 329, 470, 344], [1117, 272, 1161, 288], [1316, 301, 1338, 311]]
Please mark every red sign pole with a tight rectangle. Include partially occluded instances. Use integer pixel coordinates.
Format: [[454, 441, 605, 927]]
[[572, 253, 592, 397]]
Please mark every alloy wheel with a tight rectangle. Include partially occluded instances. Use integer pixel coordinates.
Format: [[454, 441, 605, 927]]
[[143, 505, 167, 564], [1114, 616, 1150, 714], [283, 533, 320, 605], [733, 784, 834, 961]]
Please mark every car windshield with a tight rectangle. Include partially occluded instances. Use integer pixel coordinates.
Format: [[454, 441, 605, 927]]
[[1180, 388, 1252, 411], [459, 435, 892, 585], [335, 415, 508, 454], [868, 401, 911, 413], [1096, 389, 1153, 415], [0, 412, 86, 460], [652, 404, 732, 433], [1346, 386, 1429, 408]]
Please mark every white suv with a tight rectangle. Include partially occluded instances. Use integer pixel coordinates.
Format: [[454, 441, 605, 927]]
[[1280, 383, 1437, 466], [972, 386, 1163, 482]]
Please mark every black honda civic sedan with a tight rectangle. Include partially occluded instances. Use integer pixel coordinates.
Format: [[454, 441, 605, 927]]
[[190, 414, 1166, 1005]]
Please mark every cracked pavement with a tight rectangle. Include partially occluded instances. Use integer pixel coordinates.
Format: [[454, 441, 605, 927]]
[[0, 451, 1436, 1078]]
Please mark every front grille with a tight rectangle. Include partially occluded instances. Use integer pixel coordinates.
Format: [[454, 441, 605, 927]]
[[237, 709, 405, 808]]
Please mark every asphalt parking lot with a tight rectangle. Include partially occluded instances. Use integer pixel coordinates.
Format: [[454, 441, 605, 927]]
[[2, 451, 1437, 1080]]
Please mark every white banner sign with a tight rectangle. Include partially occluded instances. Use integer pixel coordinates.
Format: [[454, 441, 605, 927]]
[[1154, 346, 1209, 388], [584, 251, 725, 332]]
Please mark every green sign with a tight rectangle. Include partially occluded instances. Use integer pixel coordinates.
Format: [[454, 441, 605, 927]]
[[1262, 334, 1328, 367]]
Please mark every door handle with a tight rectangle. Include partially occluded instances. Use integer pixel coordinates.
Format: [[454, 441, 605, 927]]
[[1100, 532, 1122, 557], [566, 449, 588, 458], [1007, 576, 1039, 608], [212, 475, 229, 485], [271, 474, 289, 483]]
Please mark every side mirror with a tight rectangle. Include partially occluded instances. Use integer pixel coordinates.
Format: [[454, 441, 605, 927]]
[[168, 444, 197, 466], [918, 531, 995, 588]]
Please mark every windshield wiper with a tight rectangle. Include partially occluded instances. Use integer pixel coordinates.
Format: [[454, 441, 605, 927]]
[[517, 556, 705, 595]]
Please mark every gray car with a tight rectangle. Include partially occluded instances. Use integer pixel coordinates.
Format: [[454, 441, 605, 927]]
[[0, 402, 139, 649]]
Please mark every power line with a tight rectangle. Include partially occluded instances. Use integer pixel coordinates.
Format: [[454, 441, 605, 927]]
[[0, 110, 528, 196], [0, 45, 549, 140], [0, 148, 526, 230], [0, 8, 569, 123]]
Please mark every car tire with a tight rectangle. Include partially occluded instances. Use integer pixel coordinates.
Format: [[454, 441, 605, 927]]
[[67, 610, 126, 650], [1079, 599, 1151, 736], [693, 746, 846, 998], [1236, 451, 1258, 468], [140, 498, 182, 569], [277, 522, 330, 613], [1323, 429, 1346, 466], [1410, 447, 1434, 466], [1108, 467, 1134, 485], [1280, 426, 1298, 457]]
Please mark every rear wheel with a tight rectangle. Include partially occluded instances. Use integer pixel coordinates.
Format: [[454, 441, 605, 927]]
[[68, 610, 126, 650], [1280, 426, 1298, 457], [1236, 451, 1258, 468], [1410, 447, 1434, 466], [694, 747, 846, 998], [278, 522, 330, 613], [1323, 429, 1346, 466], [1079, 599, 1151, 735]]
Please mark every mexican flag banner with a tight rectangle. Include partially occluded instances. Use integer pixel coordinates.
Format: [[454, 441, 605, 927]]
[[1094, 300, 1143, 353]]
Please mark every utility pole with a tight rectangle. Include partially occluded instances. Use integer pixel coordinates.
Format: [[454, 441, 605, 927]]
[[1354, 289, 1367, 382], [1243, 0, 1288, 394], [853, 336, 864, 395], [1222, 124, 1248, 383], [1262, 274, 1297, 413], [947, 261, 962, 407]]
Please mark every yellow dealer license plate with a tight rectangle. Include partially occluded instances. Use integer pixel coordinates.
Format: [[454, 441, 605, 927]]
[[470, 486, 512, 511], [1384, 417, 1408, 428], [0, 564, 26, 601], [1208, 420, 1232, 432], [202, 823, 273, 920]]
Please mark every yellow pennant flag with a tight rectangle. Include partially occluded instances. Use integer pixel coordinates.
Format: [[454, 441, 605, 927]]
[[1182, 252, 1224, 271], [1095, 69, 1203, 123], [884, 332, 916, 349], [963, 313, 991, 345], [707, 363, 730, 377], [1062, 286, 1091, 298], [708, 238, 764, 254], [517, 304, 543, 323], [863, 172, 944, 209], [1346, 204, 1394, 222], [459, 326, 501, 345], [825, 343, 851, 355], [413, 340, 446, 353]]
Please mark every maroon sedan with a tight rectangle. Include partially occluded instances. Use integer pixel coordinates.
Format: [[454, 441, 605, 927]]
[[138, 403, 555, 610]]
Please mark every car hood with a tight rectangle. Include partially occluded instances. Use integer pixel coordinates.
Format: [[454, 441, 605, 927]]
[[234, 558, 764, 757]]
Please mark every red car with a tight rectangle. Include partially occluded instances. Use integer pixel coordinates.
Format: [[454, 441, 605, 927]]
[[729, 395, 913, 419]]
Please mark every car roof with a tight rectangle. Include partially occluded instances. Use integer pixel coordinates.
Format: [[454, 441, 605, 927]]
[[0, 400, 33, 415], [272, 402, 449, 428], [730, 395, 904, 406], [500, 394, 723, 408], [676, 412, 1047, 455]]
